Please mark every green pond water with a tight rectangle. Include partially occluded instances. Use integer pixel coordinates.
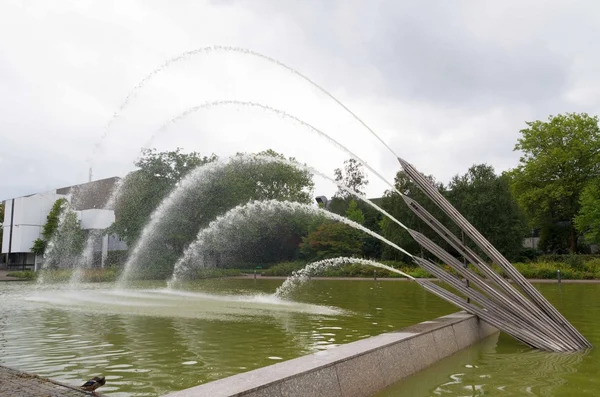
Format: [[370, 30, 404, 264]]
[[0, 278, 454, 396], [0, 280, 597, 396], [376, 283, 600, 396]]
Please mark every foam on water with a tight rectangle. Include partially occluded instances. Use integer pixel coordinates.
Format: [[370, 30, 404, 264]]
[[22, 285, 343, 319]]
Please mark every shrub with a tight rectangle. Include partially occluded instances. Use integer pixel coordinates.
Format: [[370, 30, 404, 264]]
[[537, 254, 600, 263], [186, 268, 241, 279], [262, 261, 307, 276], [6, 270, 36, 280]]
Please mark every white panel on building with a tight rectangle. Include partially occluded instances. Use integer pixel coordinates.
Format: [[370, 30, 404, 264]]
[[78, 209, 115, 230], [2, 192, 67, 254]]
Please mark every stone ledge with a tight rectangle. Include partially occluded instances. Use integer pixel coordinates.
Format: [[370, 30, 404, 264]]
[[0, 364, 99, 396], [166, 312, 497, 397]]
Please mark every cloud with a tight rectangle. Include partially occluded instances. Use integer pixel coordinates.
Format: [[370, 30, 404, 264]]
[[1, 0, 600, 202]]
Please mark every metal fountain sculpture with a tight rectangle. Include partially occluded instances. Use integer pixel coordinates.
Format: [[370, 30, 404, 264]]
[[395, 157, 591, 352]]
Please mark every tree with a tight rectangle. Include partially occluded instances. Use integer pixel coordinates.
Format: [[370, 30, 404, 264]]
[[509, 113, 600, 253], [112, 148, 316, 278], [446, 164, 528, 261], [111, 148, 218, 245], [379, 171, 447, 261], [345, 199, 365, 224], [575, 178, 600, 245], [300, 222, 363, 260], [32, 198, 68, 255], [334, 158, 368, 198]]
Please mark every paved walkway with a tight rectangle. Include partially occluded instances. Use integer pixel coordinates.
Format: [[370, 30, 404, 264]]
[[0, 365, 98, 396], [0, 270, 20, 282]]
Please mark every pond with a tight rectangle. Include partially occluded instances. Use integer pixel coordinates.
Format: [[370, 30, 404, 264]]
[[376, 283, 600, 396], [0, 278, 455, 396]]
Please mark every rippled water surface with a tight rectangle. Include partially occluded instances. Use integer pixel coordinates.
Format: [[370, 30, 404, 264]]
[[376, 283, 600, 397], [0, 278, 455, 396]]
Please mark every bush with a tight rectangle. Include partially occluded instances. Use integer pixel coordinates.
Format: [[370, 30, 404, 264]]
[[509, 261, 600, 279], [38, 268, 120, 283], [186, 268, 241, 279], [262, 261, 307, 276], [516, 247, 540, 263], [6, 270, 36, 280], [261, 260, 432, 279], [537, 254, 600, 263], [564, 255, 585, 271], [105, 250, 128, 267]]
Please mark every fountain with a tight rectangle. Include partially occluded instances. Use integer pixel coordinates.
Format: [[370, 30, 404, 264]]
[[47, 46, 589, 355], [167, 199, 413, 287], [6, 44, 597, 396], [274, 257, 415, 298]]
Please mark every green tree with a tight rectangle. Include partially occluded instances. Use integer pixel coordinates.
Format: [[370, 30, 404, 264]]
[[111, 148, 218, 245], [446, 164, 528, 261], [329, 159, 383, 257], [510, 113, 600, 253], [32, 198, 68, 255], [334, 158, 368, 198], [575, 178, 600, 245], [300, 222, 363, 260], [345, 199, 365, 224], [380, 171, 447, 261], [113, 148, 316, 278]]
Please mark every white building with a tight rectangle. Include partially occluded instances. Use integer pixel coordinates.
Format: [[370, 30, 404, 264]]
[[1, 177, 127, 271]]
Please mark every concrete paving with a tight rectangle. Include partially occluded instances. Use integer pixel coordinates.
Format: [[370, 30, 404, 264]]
[[0, 270, 20, 281], [0, 365, 99, 396]]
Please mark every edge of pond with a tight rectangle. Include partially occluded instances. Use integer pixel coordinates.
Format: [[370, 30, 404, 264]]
[[233, 274, 600, 283], [165, 311, 498, 397]]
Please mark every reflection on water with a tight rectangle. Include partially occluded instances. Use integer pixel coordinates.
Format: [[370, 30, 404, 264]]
[[0, 279, 455, 396], [377, 283, 600, 397]]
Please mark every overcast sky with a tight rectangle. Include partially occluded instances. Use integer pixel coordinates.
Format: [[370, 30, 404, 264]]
[[2, 0, 600, 201]]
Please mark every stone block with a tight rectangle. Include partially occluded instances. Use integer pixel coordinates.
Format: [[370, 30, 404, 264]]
[[478, 319, 499, 338], [432, 324, 460, 359], [407, 331, 439, 372], [377, 337, 416, 387], [278, 366, 342, 397], [335, 351, 386, 397], [242, 385, 281, 397], [452, 318, 481, 349]]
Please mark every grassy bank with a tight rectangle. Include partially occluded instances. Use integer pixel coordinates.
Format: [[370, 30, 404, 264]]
[[6, 267, 242, 282], [261, 258, 600, 280], [8, 257, 600, 282], [261, 261, 433, 278]]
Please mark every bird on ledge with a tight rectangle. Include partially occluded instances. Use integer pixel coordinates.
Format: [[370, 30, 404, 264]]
[[81, 376, 106, 395]]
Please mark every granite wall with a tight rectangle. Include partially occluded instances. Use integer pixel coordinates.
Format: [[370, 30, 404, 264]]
[[166, 312, 498, 397]]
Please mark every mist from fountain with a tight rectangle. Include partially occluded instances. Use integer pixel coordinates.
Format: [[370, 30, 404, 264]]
[[89, 46, 397, 170], [274, 257, 414, 298], [37, 201, 83, 284], [116, 154, 264, 287], [117, 152, 410, 288], [69, 229, 102, 287], [117, 149, 411, 285], [106, 98, 416, 288], [148, 100, 405, 202], [168, 200, 413, 287], [65, 179, 123, 286]]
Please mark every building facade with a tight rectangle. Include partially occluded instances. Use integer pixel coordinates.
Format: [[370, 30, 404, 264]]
[[1, 177, 127, 271]]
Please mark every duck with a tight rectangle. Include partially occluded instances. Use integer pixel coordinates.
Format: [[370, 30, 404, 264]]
[[81, 376, 106, 395]]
